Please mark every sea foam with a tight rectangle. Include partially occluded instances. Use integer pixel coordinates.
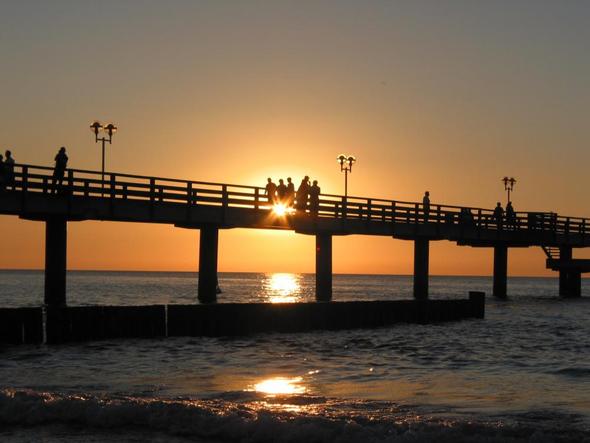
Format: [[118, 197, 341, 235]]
[[0, 389, 587, 443]]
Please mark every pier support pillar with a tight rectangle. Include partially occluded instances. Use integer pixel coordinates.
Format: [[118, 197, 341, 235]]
[[413, 238, 429, 299], [44, 217, 67, 307], [198, 226, 219, 303], [315, 233, 332, 301], [562, 271, 582, 298], [493, 245, 508, 299], [558, 246, 575, 297]]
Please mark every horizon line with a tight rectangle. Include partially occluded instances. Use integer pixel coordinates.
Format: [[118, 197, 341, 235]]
[[0, 268, 569, 279]]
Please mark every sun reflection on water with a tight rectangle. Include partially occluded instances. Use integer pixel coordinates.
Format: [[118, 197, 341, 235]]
[[265, 273, 301, 303], [253, 376, 306, 395]]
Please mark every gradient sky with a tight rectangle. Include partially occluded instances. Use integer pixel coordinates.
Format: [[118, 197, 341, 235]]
[[1, 1, 589, 275]]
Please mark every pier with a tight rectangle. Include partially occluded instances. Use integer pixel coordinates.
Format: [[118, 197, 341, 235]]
[[1, 164, 588, 306]]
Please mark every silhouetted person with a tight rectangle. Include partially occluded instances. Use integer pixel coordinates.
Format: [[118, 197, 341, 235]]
[[309, 180, 320, 215], [295, 176, 310, 211], [286, 177, 295, 208], [493, 202, 504, 229], [459, 208, 474, 226], [276, 179, 287, 205], [52, 147, 68, 194], [264, 177, 277, 205], [4, 150, 15, 189], [0, 154, 5, 191], [506, 201, 516, 229], [422, 191, 430, 222]]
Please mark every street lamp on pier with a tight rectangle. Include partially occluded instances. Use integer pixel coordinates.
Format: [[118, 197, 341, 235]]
[[90, 121, 117, 194], [337, 154, 356, 198], [502, 176, 516, 204]]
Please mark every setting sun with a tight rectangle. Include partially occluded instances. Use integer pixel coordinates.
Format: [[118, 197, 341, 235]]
[[272, 203, 295, 217]]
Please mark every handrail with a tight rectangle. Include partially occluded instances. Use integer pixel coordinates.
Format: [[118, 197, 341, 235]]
[[6, 164, 590, 233]]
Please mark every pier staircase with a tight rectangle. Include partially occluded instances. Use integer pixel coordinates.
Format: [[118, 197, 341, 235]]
[[541, 245, 589, 298], [541, 246, 560, 260]]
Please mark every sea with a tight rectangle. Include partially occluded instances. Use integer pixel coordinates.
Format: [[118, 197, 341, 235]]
[[0, 270, 589, 442]]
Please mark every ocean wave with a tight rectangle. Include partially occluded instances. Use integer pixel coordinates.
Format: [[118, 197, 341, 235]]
[[1, 389, 589, 442]]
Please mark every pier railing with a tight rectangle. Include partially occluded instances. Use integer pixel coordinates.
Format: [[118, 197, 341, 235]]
[[7, 164, 589, 236]]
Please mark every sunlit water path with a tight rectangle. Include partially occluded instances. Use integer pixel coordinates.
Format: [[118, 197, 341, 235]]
[[1, 271, 589, 441]]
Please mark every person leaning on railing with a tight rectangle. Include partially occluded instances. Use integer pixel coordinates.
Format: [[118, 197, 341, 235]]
[[51, 147, 69, 194], [493, 202, 504, 229], [4, 150, 15, 190]]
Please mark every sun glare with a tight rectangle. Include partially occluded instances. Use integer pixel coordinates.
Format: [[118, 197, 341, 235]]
[[272, 203, 295, 217], [253, 377, 306, 395]]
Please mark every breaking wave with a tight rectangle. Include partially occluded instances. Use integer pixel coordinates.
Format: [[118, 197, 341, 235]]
[[1, 389, 589, 442]]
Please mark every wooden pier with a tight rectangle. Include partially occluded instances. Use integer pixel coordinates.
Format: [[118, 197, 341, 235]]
[[1, 164, 589, 307]]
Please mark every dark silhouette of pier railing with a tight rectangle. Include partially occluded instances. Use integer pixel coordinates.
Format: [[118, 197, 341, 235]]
[[6, 164, 589, 236], [1, 164, 589, 304]]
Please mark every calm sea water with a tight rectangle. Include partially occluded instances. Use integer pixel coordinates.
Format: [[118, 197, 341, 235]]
[[1, 271, 589, 442]]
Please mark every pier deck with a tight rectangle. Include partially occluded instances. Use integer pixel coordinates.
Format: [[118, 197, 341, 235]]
[[1, 164, 589, 304]]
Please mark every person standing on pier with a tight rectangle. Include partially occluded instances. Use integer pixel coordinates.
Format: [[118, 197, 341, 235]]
[[4, 150, 15, 189], [52, 147, 68, 194], [506, 201, 516, 229], [265, 178, 277, 205], [296, 176, 310, 211], [0, 154, 5, 191], [493, 202, 504, 229], [276, 179, 287, 205], [286, 177, 295, 208], [422, 191, 430, 223], [309, 180, 320, 215]]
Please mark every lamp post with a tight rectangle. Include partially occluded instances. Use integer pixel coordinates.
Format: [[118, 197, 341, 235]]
[[90, 121, 117, 195], [502, 176, 516, 204], [337, 154, 356, 198]]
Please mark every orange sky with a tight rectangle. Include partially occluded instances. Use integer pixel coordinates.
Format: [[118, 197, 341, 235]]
[[1, 2, 589, 276]]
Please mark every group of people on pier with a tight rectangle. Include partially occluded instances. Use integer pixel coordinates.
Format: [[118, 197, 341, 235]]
[[493, 201, 517, 228], [265, 176, 321, 214]]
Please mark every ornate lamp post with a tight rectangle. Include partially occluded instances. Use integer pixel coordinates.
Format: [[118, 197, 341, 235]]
[[90, 121, 117, 195], [502, 176, 516, 204], [337, 154, 356, 198]]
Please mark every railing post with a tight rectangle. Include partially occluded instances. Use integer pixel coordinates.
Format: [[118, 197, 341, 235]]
[[414, 203, 419, 224], [391, 201, 396, 223], [43, 177, 48, 194], [123, 184, 128, 199], [84, 179, 89, 197], [222, 185, 228, 223], [342, 196, 347, 219], [254, 188, 259, 210], [149, 178, 155, 203], [187, 182, 193, 205], [159, 186, 163, 202], [437, 205, 441, 225], [367, 199, 372, 220], [110, 174, 115, 199], [67, 170, 74, 192], [222, 185, 228, 208], [21, 166, 28, 191], [21, 166, 28, 208]]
